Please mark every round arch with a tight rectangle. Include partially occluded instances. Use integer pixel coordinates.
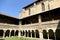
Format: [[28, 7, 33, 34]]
[[25, 30, 28, 37], [20, 30, 23, 36], [32, 30, 35, 38], [0, 30, 4, 37], [48, 29, 54, 39], [43, 30, 48, 39], [10, 30, 15, 37], [5, 30, 10, 37], [28, 30, 31, 37], [15, 30, 19, 36], [35, 30, 40, 38], [22, 30, 25, 36]]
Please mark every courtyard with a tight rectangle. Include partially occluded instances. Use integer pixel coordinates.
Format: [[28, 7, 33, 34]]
[[0, 37, 39, 40]]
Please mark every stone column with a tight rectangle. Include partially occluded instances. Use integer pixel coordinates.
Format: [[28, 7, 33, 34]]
[[54, 30, 56, 40], [14, 30, 15, 36], [3, 32, 5, 38], [18, 31, 20, 37], [47, 30, 49, 40], [54, 32, 56, 40], [48, 33, 49, 40], [40, 31, 43, 40], [31, 30, 32, 38], [27, 30, 29, 37], [34, 30, 36, 38], [9, 30, 11, 38], [3, 30, 6, 38]]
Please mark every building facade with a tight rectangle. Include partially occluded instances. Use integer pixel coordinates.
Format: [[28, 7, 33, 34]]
[[0, 0, 60, 40], [19, 0, 60, 40]]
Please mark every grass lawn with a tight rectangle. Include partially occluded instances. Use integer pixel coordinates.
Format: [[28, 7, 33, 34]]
[[0, 37, 38, 40]]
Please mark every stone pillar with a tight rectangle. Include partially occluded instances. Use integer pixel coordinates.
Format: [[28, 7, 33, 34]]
[[3, 30, 6, 38], [48, 33, 49, 40], [38, 15, 43, 39], [38, 15, 42, 29], [54, 30, 56, 40], [34, 30, 36, 38], [27, 30, 29, 37], [40, 31, 43, 40], [19, 21, 22, 37], [18, 31, 20, 37], [54, 33, 56, 40], [19, 21, 22, 25], [9, 30, 11, 38], [47, 30, 49, 40], [31, 30, 32, 38], [3, 32, 5, 38], [14, 30, 15, 36]]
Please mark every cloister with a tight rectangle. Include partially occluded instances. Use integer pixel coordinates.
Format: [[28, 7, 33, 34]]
[[0, 29, 60, 40], [0, 0, 60, 40], [19, 29, 60, 40], [20, 30, 39, 38], [0, 29, 40, 38]]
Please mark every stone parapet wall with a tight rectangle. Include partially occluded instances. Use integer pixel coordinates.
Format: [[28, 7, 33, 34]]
[[42, 20, 60, 31], [20, 23, 39, 30], [0, 23, 19, 30]]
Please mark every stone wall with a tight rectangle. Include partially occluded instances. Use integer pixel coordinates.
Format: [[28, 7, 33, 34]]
[[19, 0, 60, 19]]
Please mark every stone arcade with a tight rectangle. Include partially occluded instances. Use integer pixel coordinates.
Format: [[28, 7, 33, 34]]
[[0, 14, 19, 38]]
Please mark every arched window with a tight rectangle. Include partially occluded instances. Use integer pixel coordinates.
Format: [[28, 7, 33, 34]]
[[41, 3, 45, 11], [43, 30, 48, 39]]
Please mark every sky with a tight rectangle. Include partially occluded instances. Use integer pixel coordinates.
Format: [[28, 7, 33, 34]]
[[0, 0, 36, 18]]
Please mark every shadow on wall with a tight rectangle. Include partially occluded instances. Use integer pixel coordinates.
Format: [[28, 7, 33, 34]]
[[56, 20, 60, 40], [0, 39, 4, 40]]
